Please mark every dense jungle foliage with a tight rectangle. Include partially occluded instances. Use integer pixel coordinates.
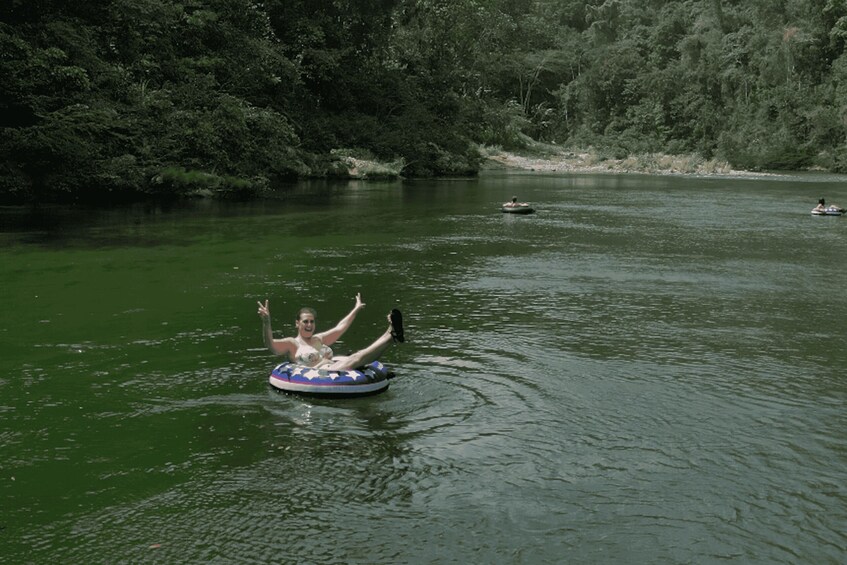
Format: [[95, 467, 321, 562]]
[[2, 0, 847, 202]]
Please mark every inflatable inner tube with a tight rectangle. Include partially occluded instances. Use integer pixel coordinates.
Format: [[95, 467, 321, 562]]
[[269, 360, 392, 397], [502, 205, 535, 214], [812, 206, 844, 216]]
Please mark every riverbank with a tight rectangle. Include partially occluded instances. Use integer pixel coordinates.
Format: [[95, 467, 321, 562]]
[[480, 145, 763, 177]]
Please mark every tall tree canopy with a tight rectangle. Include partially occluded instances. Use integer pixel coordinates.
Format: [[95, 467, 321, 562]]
[[2, 0, 846, 203]]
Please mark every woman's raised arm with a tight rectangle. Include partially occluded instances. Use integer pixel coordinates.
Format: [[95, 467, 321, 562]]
[[257, 299, 295, 357], [317, 293, 365, 345]]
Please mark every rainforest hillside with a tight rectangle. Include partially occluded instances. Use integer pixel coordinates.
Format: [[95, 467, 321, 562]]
[[2, 0, 847, 202]]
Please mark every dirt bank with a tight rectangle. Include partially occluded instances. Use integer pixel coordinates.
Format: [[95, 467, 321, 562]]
[[482, 147, 767, 177]]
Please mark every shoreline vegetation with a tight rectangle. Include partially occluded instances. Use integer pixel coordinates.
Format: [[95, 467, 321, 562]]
[[5, 1, 847, 204], [164, 142, 824, 200], [100, 144, 786, 202]]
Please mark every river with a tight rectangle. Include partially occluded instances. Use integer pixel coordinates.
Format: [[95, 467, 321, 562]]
[[1, 171, 845, 563]]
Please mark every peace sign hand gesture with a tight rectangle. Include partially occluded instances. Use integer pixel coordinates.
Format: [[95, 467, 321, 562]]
[[257, 299, 271, 321]]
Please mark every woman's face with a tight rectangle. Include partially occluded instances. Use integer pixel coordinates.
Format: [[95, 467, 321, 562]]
[[296, 313, 316, 336]]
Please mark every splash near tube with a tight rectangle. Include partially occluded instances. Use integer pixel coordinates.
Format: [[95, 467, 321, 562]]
[[269, 361, 392, 397]]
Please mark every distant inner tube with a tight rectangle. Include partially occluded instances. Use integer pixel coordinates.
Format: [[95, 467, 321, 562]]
[[811, 206, 844, 216], [501, 205, 534, 214], [269, 361, 392, 397]]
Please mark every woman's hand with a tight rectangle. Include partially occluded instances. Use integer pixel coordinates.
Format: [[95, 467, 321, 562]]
[[354, 292, 365, 311], [257, 299, 271, 321]]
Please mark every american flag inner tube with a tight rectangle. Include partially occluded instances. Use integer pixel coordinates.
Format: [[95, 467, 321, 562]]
[[269, 361, 392, 397]]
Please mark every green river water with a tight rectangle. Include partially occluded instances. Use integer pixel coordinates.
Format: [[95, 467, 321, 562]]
[[1, 172, 846, 563]]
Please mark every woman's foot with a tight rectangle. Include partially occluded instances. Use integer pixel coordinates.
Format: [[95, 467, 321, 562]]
[[389, 309, 405, 343]]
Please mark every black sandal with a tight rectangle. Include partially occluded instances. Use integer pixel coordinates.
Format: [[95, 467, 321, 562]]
[[390, 309, 405, 343]]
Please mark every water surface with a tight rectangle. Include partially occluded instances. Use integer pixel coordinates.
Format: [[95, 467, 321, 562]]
[[2, 172, 846, 563]]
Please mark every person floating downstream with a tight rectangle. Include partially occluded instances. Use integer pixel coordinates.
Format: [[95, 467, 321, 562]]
[[257, 293, 404, 371], [503, 196, 529, 207], [815, 197, 844, 212]]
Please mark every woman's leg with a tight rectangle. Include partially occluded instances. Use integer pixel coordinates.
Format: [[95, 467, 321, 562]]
[[326, 311, 404, 371], [327, 330, 393, 371]]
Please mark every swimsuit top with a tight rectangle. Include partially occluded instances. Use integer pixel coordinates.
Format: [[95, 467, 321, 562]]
[[295, 339, 333, 366]]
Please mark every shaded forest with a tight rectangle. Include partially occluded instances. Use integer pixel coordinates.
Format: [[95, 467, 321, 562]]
[[2, 0, 847, 203]]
